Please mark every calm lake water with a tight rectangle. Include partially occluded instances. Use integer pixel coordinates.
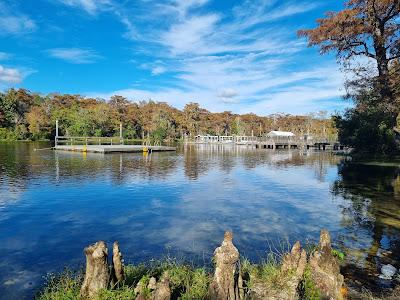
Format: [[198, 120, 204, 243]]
[[0, 142, 399, 299]]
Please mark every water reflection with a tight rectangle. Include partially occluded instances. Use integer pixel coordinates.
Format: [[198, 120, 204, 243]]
[[0, 143, 398, 299], [332, 161, 400, 290]]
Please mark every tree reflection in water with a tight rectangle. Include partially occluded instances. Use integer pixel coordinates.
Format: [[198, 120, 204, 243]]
[[2, 142, 400, 297], [332, 161, 400, 291]]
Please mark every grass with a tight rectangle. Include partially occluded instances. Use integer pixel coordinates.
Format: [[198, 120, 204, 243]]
[[36, 246, 348, 300], [240, 251, 289, 293], [36, 258, 211, 300], [299, 266, 321, 300], [36, 268, 82, 300]]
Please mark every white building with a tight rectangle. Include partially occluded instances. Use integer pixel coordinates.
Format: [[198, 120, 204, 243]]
[[266, 131, 295, 138]]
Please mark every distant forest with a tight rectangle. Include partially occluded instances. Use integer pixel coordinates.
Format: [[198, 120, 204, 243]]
[[0, 89, 337, 142]]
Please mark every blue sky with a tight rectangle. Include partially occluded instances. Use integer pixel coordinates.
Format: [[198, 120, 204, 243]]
[[0, 0, 351, 115]]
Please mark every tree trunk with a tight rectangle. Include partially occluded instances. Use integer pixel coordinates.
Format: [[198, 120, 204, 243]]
[[111, 241, 124, 285], [374, 37, 393, 103], [368, 1, 394, 108], [80, 241, 110, 298]]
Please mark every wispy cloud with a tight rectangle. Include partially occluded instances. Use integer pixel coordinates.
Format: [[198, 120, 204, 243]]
[[139, 61, 168, 76], [218, 88, 239, 99], [47, 48, 103, 64], [86, 0, 346, 114], [27, 0, 344, 114], [0, 52, 12, 61], [0, 65, 25, 85], [0, 2, 37, 36], [57, 0, 111, 15], [91, 61, 345, 115], [151, 66, 167, 76], [0, 64, 36, 88]]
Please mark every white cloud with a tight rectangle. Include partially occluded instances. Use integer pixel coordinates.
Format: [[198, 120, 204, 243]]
[[47, 48, 103, 64], [58, 0, 111, 15], [162, 14, 220, 56], [171, 0, 210, 18], [0, 65, 23, 84], [0, 16, 36, 35], [0, 65, 36, 88], [67, 0, 346, 114], [0, 52, 12, 60], [139, 61, 168, 76], [0, 2, 37, 36], [151, 66, 167, 76], [218, 88, 239, 99], [91, 62, 345, 115]]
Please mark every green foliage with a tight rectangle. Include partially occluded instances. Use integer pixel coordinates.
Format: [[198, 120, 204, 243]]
[[258, 255, 281, 283], [152, 126, 168, 143], [146, 257, 211, 299], [137, 274, 152, 298], [0, 128, 12, 140], [180, 268, 210, 300], [124, 264, 149, 287], [300, 266, 321, 300], [0, 89, 338, 143], [96, 287, 136, 300], [231, 117, 245, 135], [240, 254, 283, 290], [0, 127, 28, 140], [36, 260, 211, 300], [334, 107, 398, 156], [331, 249, 345, 262]]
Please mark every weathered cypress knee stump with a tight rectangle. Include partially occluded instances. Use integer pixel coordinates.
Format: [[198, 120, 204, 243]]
[[111, 241, 124, 284], [80, 241, 109, 298], [309, 230, 344, 300], [209, 231, 240, 300]]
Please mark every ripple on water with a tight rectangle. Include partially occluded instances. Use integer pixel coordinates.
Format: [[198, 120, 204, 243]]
[[0, 143, 399, 298]]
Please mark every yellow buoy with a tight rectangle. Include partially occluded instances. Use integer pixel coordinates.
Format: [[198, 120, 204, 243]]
[[143, 147, 148, 152], [83, 145, 87, 153]]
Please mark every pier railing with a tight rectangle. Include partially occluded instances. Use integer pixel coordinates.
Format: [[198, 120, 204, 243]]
[[187, 135, 338, 146], [55, 136, 124, 146]]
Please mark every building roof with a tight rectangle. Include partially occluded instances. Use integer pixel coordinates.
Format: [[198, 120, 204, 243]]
[[267, 131, 295, 137]]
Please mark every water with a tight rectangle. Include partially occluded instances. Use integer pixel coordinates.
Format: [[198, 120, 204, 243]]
[[0, 142, 399, 299]]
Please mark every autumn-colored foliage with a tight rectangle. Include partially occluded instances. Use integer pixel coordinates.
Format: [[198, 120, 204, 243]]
[[0, 89, 336, 142], [300, 0, 400, 155], [299, 0, 400, 110]]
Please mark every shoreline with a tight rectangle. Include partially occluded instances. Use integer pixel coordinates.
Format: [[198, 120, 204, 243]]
[[36, 231, 399, 300]]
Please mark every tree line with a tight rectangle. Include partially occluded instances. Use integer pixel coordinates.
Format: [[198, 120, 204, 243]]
[[0, 89, 336, 142]]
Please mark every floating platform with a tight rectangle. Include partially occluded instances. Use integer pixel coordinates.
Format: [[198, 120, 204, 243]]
[[54, 145, 176, 153]]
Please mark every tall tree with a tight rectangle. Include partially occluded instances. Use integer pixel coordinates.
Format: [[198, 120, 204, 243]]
[[299, 0, 400, 111]]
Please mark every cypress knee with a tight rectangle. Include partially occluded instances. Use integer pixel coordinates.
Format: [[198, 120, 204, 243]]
[[111, 241, 124, 284], [209, 231, 240, 300], [80, 241, 109, 298], [309, 230, 344, 300]]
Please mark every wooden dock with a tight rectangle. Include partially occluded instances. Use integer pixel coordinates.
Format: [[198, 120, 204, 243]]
[[54, 145, 176, 153], [188, 135, 344, 151]]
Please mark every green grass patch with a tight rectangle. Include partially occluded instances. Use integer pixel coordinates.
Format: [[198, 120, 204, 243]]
[[36, 259, 211, 300], [331, 249, 345, 262], [240, 253, 285, 290], [299, 266, 321, 300], [36, 268, 82, 300]]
